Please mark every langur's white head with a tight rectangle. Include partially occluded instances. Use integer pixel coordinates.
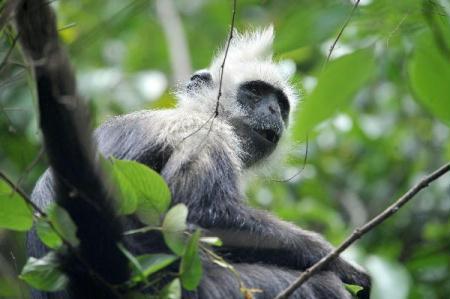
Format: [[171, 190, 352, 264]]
[[177, 26, 298, 167]]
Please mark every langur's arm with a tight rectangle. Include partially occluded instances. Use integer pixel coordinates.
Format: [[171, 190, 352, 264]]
[[208, 206, 371, 289], [160, 141, 370, 290]]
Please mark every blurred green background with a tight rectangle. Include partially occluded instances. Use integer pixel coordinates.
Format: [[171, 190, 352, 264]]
[[1, 0, 450, 298]]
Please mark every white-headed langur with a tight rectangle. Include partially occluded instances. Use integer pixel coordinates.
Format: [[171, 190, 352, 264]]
[[16, 1, 370, 298]]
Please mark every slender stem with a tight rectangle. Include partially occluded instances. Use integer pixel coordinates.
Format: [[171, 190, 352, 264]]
[[325, 0, 361, 64], [214, 0, 237, 117], [275, 163, 450, 299], [179, 0, 237, 145], [0, 33, 20, 72], [123, 226, 162, 235]]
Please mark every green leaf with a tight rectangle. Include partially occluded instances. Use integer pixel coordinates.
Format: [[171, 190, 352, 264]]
[[133, 254, 177, 280], [48, 204, 79, 246], [20, 252, 68, 292], [0, 179, 33, 231], [180, 230, 202, 291], [293, 48, 375, 139], [107, 158, 139, 215], [111, 159, 171, 224], [345, 283, 364, 295], [36, 219, 63, 249], [118, 243, 144, 281], [0, 277, 20, 297], [159, 278, 181, 299], [118, 244, 177, 284], [409, 32, 450, 126], [200, 237, 223, 247], [162, 204, 188, 256]]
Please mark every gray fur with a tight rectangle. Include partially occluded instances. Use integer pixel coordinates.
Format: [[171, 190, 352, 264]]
[[25, 24, 370, 298]]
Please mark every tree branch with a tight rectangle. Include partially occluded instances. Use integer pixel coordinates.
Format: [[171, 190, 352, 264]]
[[275, 162, 450, 299]]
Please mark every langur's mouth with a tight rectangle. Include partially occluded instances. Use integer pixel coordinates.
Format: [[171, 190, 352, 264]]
[[253, 128, 280, 144]]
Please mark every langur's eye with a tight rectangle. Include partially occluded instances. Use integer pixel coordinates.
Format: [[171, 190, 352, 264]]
[[187, 71, 212, 92], [190, 71, 212, 83], [249, 87, 259, 95]]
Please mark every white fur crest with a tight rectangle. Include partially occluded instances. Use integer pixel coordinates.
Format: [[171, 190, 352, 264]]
[[177, 26, 298, 122], [214, 26, 275, 65]]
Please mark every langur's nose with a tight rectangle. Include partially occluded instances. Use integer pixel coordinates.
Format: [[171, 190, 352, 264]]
[[269, 104, 279, 114]]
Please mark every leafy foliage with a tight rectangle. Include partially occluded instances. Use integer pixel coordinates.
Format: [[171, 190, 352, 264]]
[[180, 230, 203, 291], [131, 254, 178, 281], [1, 0, 450, 298], [47, 205, 79, 247], [110, 158, 171, 224], [293, 48, 376, 138], [0, 180, 33, 231], [409, 31, 450, 126], [35, 219, 63, 249], [19, 253, 68, 292], [162, 204, 189, 256]]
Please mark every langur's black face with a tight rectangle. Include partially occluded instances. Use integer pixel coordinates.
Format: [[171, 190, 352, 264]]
[[186, 70, 290, 167], [232, 80, 290, 167]]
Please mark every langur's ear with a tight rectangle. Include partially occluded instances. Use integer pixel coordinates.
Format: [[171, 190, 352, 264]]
[[186, 70, 213, 93]]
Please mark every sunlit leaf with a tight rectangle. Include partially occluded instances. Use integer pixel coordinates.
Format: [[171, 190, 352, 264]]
[[345, 283, 363, 295], [20, 252, 68, 292], [48, 204, 79, 246], [110, 160, 139, 215], [133, 254, 177, 279], [162, 204, 188, 256], [409, 31, 450, 126], [0, 180, 33, 231], [180, 230, 202, 291], [159, 278, 181, 299], [275, 4, 348, 52], [293, 48, 375, 139], [118, 243, 144, 281], [36, 219, 63, 249], [110, 159, 171, 224]]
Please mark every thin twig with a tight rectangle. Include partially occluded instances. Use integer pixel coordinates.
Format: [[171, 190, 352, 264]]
[[0, 102, 17, 133], [178, 0, 236, 145], [385, 13, 409, 48], [0, 169, 46, 216], [0, 68, 25, 88], [275, 162, 450, 299], [325, 0, 361, 64], [16, 146, 44, 188], [123, 226, 162, 235], [272, 137, 309, 183], [58, 22, 77, 32], [0, 0, 19, 33], [214, 0, 237, 117], [0, 33, 19, 72], [179, 111, 216, 143]]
